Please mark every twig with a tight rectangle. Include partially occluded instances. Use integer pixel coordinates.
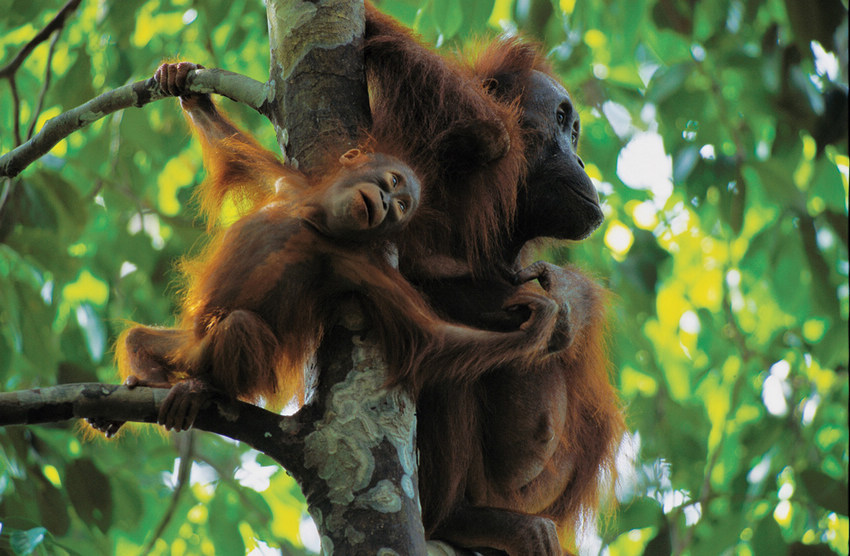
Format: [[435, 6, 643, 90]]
[[9, 77, 22, 146], [0, 68, 269, 178], [0, 0, 82, 79], [721, 276, 755, 363], [26, 30, 63, 141], [139, 431, 196, 556]]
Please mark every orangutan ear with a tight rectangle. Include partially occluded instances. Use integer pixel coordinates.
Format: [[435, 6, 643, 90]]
[[339, 149, 363, 166]]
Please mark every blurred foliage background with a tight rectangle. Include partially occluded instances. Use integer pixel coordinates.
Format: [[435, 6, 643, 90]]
[[0, 0, 847, 554]]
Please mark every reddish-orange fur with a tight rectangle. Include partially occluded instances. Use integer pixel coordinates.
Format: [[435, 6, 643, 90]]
[[365, 5, 528, 274], [109, 90, 562, 434], [179, 94, 301, 224], [363, 6, 625, 554], [147, 14, 626, 551]]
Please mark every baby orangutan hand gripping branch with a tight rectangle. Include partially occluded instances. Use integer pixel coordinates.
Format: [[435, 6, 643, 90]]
[[90, 65, 561, 436]]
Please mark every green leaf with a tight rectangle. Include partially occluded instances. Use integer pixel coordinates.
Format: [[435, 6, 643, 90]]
[[75, 303, 107, 362], [459, 0, 495, 32], [809, 156, 847, 213], [614, 497, 665, 533], [242, 487, 274, 524], [673, 146, 699, 184], [9, 527, 46, 556], [373, 0, 423, 27], [693, 1, 728, 42], [209, 488, 246, 555], [37, 481, 71, 536], [109, 472, 146, 534], [751, 514, 786, 556], [66, 459, 113, 533], [431, 0, 463, 39], [52, 46, 97, 113], [646, 63, 693, 105], [770, 227, 809, 316], [621, 0, 648, 48]]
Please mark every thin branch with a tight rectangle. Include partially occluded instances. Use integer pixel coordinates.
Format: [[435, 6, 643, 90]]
[[26, 30, 62, 141], [0, 68, 270, 179], [9, 77, 22, 146], [0, 178, 11, 211], [671, 437, 723, 556], [721, 275, 755, 363], [88, 110, 126, 203], [0, 0, 82, 79], [140, 431, 196, 556]]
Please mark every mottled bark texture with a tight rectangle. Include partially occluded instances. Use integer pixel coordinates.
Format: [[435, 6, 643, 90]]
[[264, 1, 424, 550], [267, 0, 372, 172]]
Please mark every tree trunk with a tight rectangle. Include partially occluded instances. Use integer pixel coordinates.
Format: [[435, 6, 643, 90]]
[[263, 0, 426, 550]]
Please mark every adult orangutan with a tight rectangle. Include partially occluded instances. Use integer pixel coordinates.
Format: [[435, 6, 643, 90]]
[[364, 5, 624, 555]]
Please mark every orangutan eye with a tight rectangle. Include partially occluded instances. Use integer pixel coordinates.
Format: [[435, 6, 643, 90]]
[[556, 109, 566, 126], [397, 200, 407, 214], [391, 173, 399, 187]]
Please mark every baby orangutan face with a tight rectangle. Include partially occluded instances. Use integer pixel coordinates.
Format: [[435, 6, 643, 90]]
[[321, 150, 420, 238]]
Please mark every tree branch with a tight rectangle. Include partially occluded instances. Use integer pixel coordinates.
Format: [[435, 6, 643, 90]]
[[0, 383, 305, 472], [0, 0, 82, 79], [0, 68, 269, 178]]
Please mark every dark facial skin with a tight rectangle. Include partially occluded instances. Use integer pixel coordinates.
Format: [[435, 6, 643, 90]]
[[318, 154, 420, 238], [513, 71, 603, 253]]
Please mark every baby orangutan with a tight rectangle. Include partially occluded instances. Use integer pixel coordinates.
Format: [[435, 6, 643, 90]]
[[91, 70, 561, 435]]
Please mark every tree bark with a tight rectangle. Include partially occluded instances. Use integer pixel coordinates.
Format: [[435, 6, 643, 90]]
[[266, 0, 372, 172]]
